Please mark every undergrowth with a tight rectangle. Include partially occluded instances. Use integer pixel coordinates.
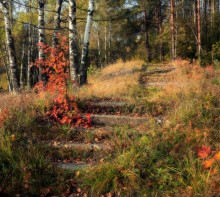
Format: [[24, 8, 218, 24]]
[[0, 59, 220, 196], [79, 60, 220, 196]]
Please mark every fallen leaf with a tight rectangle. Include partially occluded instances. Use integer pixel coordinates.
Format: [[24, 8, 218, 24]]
[[214, 151, 220, 160], [202, 158, 215, 169], [197, 145, 211, 159]]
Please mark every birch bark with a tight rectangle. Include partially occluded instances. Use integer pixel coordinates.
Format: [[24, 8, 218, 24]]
[[0, 0, 19, 92], [27, 0, 33, 88], [38, 0, 46, 82], [80, 0, 94, 85], [69, 0, 79, 82]]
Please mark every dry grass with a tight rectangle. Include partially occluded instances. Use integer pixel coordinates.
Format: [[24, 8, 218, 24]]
[[79, 60, 144, 100], [154, 59, 220, 101], [0, 93, 36, 111]]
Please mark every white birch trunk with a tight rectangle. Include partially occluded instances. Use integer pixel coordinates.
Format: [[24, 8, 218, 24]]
[[0, 1, 19, 92], [80, 0, 94, 85], [69, 0, 79, 82], [2, 43, 12, 91], [38, 0, 46, 82], [27, 0, 33, 88]]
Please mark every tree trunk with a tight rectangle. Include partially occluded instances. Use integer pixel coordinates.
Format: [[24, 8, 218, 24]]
[[0, 1, 19, 92], [97, 29, 102, 68], [182, 0, 185, 18], [104, 20, 107, 65], [38, 0, 46, 82], [20, 43, 26, 89], [194, 0, 197, 25], [197, 0, 201, 58], [158, 0, 163, 61], [204, 0, 208, 50], [27, 26, 33, 88], [53, 0, 63, 47], [144, 9, 151, 62], [170, 0, 176, 60], [9, 0, 13, 24], [211, 0, 215, 28], [80, 0, 94, 85], [27, 0, 33, 88], [108, 20, 112, 63], [2, 43, 12, 91], [3, 57, 12, 92], [69, 0, 79, 82]]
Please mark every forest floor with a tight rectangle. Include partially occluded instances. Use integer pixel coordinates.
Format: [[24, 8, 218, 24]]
[[0, 59, 220, 196]]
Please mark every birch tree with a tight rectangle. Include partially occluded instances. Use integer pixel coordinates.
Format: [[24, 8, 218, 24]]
[[27, 0, 33, 88], [80, 0, 94, 85], [38, 0, 46, 82], [69, 0, 79, 82], [53, 0, 63, 47], [0, 0, 19, 92]]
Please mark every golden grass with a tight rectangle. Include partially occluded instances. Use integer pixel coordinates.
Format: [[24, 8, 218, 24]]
[[155, 59, 220, 101], [0, 93, 38, 111], [79, 60, 145, 99]]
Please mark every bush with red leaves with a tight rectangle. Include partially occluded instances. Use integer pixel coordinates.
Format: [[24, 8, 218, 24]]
[[34, 36, 91, 128]]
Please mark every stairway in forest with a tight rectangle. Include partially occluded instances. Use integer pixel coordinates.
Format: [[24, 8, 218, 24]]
[[45, 63, 175, 171], [139, 63, 176, 88]]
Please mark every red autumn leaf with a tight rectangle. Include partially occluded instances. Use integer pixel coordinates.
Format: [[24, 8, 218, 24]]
[[197, 145, 211, 159], [34, 37, 91, 129]]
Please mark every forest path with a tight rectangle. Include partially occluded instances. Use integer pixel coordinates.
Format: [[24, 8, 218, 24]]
[[47, 63, 175, 170]]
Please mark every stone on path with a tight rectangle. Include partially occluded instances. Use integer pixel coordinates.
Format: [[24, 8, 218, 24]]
[[57, 163, 91, 170], [51, 141, 111, 151], [90, 114, 148, 126]]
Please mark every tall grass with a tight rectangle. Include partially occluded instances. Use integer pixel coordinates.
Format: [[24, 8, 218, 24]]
[[79, 60, 220, 196]]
